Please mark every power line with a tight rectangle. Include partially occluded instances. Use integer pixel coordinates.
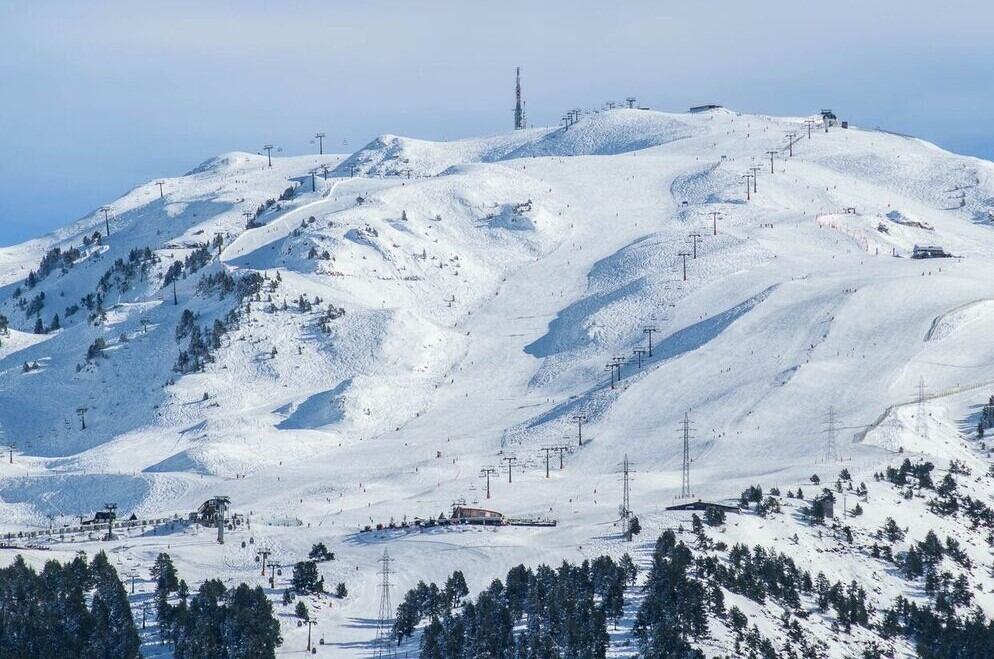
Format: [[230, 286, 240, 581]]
[[373, 549, 397, 659], [916, 377, 928, 442], [619, 454, 635, 541], [678, 413, 694, 499], [823, 407, 840, 463]]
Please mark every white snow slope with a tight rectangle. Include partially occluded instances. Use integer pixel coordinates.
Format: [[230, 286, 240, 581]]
[[3, 107, 994, 657]]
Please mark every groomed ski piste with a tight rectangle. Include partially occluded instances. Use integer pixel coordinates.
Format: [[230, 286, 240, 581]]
[[3, 106, 994, 656]]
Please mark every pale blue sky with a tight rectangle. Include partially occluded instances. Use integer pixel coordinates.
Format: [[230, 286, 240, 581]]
[[1, 0, 991, 245]]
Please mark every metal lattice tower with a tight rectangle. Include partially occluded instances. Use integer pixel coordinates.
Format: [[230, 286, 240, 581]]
[[513, 67, 526, 130], [916, 378, 928, 442], [823, 407, 840, 463], [679, 413, 693, 499], [373, 549, 396, 659], [620, 454, 634, 541]]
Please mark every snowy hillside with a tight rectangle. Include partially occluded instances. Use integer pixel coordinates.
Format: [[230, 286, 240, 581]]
[[4, 107, 994, 656]]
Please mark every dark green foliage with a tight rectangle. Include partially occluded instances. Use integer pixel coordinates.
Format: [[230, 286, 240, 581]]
[[398, 557, 628, 658], [291, 561, 324, 595], [882, 517, 905, 542], [801, 491, 834, 525], [704, 505, 726, 526], [883, 595, 994, 659], [97, 247, 158, 295], [633, 531, 707, 658], [169, 580, 281, 659], [698, 543, 807, 608], [739, 485, 763, 508], [32, 244, 83, 283], [881, 459, 935, 489], [308, 542, 335, 562], [0, 552, 140, 659], [163, 261, 183, 286], [442, 570, 468, 609], [86, 337, 108, 360]]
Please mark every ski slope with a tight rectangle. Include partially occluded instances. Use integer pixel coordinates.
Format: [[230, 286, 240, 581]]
[[3, 107, 994, 656]]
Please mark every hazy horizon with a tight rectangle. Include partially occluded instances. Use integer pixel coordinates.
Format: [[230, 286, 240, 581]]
[[2, 0, 992, 246]]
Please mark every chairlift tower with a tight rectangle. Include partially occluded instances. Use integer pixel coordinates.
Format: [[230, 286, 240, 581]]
[[688, 233, 702, 259], [748, 166, 761, 193], [99, 206, 112, 237], [571, 414, 587, 446], [677, 251, 691, 281], [502, 455, 517, 483], [643, 327, 658, 356], [211, 495, 230, 544], [480, 466, 498, 499], [708, 211, 722, 236], [103, 503, 117, 541]]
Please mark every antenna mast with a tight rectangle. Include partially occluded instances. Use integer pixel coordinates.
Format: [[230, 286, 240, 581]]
[[514, 67, 526, 130]]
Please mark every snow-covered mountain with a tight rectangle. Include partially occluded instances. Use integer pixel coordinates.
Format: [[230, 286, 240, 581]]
[[3, 107, 994, 656]]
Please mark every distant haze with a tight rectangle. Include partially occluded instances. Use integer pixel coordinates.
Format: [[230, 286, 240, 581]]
[[1, 0, 991, 246]]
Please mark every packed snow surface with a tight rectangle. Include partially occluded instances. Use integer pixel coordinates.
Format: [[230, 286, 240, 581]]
[[3, 107, 994, 656]]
